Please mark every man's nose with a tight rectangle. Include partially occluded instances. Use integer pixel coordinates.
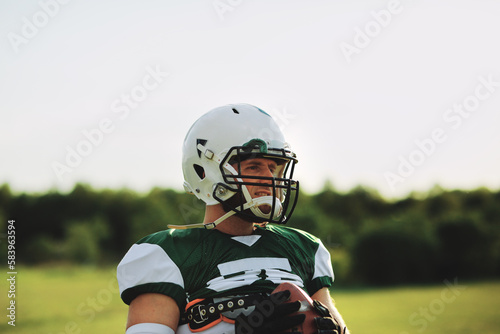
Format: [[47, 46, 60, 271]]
[[259, 166, 275, 180]]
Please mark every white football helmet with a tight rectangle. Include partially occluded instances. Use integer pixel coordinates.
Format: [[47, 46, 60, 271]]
[[173, 103, 299, 229]]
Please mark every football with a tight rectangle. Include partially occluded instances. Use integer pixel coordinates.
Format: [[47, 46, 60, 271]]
[[272, 282, 319, 334]]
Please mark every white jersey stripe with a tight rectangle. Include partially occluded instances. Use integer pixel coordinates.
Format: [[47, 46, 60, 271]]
[[313, 241, 335, 281], [207, 269, 304, 292], [206, 258, 303, 292], [217, 257, 291, 275], [117, 243, 184, 294]]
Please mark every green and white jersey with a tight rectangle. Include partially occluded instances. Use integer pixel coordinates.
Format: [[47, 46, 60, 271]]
[[117, 224, 334, 332]]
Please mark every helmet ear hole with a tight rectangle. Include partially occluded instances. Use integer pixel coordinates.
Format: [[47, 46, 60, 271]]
[[193, 164, 205, 180]]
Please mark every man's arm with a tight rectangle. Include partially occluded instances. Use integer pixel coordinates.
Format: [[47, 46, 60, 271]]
[[126, 293, 180, 331], [311, 287, 350, 333]]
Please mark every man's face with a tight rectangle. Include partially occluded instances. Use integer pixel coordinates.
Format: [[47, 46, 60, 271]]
[[233, 157, 282, 215], [236, 157, 279, 199]]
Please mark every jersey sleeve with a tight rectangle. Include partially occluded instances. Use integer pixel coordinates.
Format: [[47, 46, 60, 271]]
[[307, 238, 334, 295], [272, 225, 335, 296], [117, 236, 187, 310]]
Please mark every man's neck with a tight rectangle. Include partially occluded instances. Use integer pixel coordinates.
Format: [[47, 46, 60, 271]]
[[204, 204, 255, 236]]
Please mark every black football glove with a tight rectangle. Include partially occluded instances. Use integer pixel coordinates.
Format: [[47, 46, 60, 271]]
[[312, 300, 346, 334], [235, 290, 305, 334]]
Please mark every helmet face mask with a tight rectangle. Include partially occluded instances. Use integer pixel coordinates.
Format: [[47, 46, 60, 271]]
[[182, 103, 299, 226], [215, 140, 299, 224]]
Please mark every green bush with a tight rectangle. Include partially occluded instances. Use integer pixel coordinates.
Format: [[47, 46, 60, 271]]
[[351, 227, 437, 285], [436, 218, 496, 279], [2, 183, 499, 284]]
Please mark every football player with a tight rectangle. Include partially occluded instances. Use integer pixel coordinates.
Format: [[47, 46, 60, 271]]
[[117, 104, 349, 334]]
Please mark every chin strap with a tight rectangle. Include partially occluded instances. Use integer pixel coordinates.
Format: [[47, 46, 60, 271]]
[[167, 210, 237, 230], [167, 194, 280, 230]]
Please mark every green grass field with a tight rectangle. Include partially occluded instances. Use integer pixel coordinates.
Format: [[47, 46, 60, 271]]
[[2, 266, 500, 334]]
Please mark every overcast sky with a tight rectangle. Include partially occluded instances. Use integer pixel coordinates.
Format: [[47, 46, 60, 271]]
[[1, 0, 499, 199]]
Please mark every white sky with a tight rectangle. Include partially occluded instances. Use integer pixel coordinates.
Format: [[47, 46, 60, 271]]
[[1, 0, 499, 199]]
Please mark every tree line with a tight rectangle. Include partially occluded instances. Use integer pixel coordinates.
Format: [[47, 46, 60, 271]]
[[1, 183, 499, 286]]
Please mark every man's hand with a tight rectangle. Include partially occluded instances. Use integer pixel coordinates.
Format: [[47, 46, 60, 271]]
[[235, 290, 305, 334], [311, 299, 346, 334]]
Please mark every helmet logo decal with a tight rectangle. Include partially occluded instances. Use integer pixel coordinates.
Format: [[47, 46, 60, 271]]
[[256, 107, 271, 117], [242, 138, 268, 154]]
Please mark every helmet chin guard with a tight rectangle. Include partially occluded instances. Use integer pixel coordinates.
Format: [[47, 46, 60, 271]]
[[169, 104, 299, 229], [250, 196, 283, 220]]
